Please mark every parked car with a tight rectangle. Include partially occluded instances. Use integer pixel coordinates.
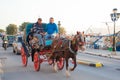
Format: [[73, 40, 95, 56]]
[[7, 35, 16, 46], [12, 36, 22, 55]]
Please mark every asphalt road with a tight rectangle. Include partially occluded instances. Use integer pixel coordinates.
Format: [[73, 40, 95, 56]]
[[0, 45, 120, 80]]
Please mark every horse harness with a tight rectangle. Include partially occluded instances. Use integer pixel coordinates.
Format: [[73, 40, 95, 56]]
[[54, 38, 78, 55], [68, 40, 77, 55]]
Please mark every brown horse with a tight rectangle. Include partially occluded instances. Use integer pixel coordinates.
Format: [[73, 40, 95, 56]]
[[50, 34, 85, 77]]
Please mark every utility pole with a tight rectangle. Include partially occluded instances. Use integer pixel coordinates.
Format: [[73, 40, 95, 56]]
[[58, 21, 61, 37]]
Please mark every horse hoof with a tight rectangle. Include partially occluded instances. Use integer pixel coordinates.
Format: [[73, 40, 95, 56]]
[[53, 63, 58, 72], [53, 67, 58, 72], [54, 70, 58, 72], [66, 70, 70, 77], [69, 68, 74, 71], [54, 68, 58, 72]]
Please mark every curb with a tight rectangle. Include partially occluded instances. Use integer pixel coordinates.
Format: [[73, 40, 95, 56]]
[[84, 51, 120, 60], [77, 59, 103, 68], [89, 62, 103, 67]]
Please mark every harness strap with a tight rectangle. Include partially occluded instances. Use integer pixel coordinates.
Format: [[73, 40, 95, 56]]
[[69, 40, 77, 55], [54, 39, 62, 49], [61, 39, 67, 48]]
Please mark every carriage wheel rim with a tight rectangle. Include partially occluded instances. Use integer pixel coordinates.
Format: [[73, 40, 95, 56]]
[[22, 55, 27, 66], [34, 52, 40, 71], [21, 47, 27, 66], [21, 47, 24, 56], [57, 58, 64, 69]]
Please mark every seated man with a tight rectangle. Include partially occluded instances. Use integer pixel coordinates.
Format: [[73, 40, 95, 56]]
[[45, 17, 59, 39], [29, 18, 46, 62], [31, 18, 46, 47]]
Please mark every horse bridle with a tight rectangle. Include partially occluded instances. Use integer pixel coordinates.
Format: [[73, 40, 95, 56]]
[[68, 34, 83, 55]]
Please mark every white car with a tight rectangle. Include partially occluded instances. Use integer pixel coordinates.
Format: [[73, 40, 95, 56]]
[[12, 36, 22, 55]]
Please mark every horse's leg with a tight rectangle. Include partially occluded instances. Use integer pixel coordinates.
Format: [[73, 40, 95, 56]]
[[53, 53, 58, 72], [52, 54, 55, 71], [82, 46, 85, 51], [65, 57, 70, 77], [52, 57, 54, 66], [31, 49, 35, 62], [70, 55, 77, 71], [51, 53, 55, 66]]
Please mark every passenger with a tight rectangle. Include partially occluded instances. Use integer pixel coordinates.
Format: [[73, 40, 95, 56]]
[[46, 17, 59, 39]]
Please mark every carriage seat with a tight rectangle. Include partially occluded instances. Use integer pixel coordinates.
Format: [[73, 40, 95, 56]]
[[44, 39, 53, 46]]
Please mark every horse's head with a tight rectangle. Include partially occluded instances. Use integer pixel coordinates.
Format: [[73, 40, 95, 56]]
[[71, 34, 85, 51], [72, 34, 84, 45]]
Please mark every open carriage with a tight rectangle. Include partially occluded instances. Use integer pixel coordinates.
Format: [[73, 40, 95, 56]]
[[21, 23, 64, 71]]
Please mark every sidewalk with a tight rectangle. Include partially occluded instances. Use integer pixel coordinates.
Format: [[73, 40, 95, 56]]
[[83, 48, 120, 60]]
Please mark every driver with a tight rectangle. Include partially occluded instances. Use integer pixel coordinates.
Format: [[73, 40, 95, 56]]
[[29, 18, 45, 62], [31, 18, 45, 48]]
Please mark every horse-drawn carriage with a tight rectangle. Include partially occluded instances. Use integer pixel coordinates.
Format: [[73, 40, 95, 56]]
[[20, 23, 85, 77], [21, 23, 64, 71]]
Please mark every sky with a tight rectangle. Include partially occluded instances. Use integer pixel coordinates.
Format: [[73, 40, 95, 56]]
[[0, 0, 120, 34]]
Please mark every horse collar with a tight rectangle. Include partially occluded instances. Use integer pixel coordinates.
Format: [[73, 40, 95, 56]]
[[69, 40, 77, 55]]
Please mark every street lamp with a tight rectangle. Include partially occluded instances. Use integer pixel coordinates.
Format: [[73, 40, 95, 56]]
[[58, 21, 61, 37], [110, 8, 120, 55]]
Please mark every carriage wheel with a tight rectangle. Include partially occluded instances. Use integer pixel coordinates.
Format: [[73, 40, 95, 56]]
[[48, 59, 53, 65], [57, 58, 64, 70], [21, 47, 28, 67], [34, 52, 40, 71]]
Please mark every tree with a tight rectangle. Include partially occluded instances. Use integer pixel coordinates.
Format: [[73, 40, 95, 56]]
[[19, 22, 30, 31], [0, 29, 5, 33], [6, 24, 18, 35], [59, 26, 66, 34]]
